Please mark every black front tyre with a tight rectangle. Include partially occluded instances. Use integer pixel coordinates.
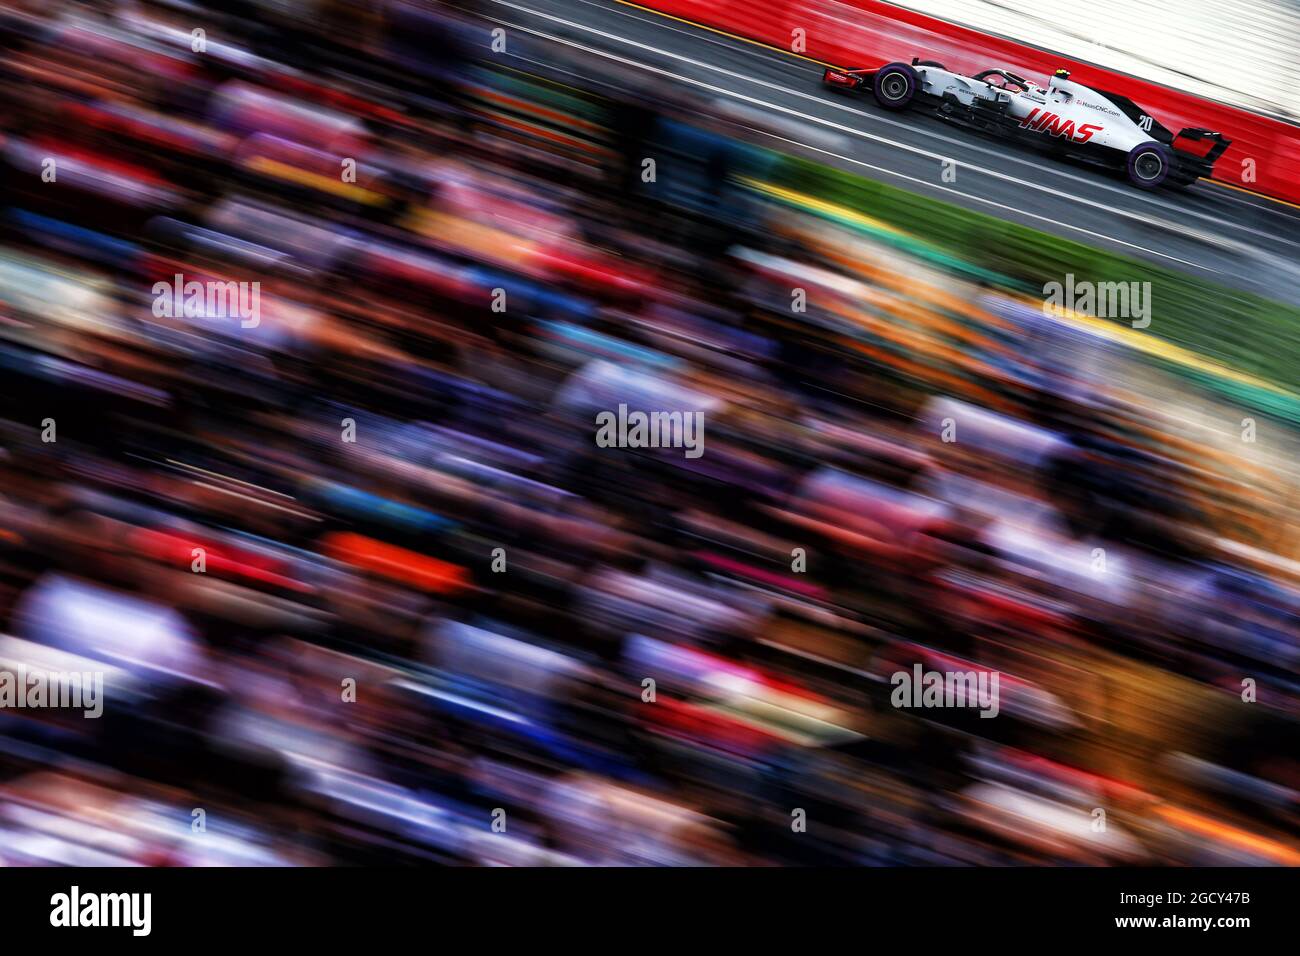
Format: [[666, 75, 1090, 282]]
[[873, 62, 919, 111]]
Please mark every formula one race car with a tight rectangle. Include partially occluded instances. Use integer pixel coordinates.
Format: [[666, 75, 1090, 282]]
[[822, 60, 1230, 189]]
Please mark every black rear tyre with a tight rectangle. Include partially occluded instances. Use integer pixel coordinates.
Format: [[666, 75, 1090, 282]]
[[1126, 142, 1172, 188]]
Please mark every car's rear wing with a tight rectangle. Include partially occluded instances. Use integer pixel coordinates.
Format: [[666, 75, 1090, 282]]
[[1175, 128, 1231, 165]]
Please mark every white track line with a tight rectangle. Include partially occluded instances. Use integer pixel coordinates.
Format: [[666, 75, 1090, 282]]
[[485, 0, 1295, 261], [735, 123, 1211, 268], [570, 0, 1300, 249], [483, 14, 1211, 269]]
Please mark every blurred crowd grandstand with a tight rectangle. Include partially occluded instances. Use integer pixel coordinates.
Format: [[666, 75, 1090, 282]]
[[0, 0, 1296, 866]]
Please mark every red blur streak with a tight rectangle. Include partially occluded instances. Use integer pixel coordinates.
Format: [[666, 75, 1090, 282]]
[[1007, 751, 1153, 801], [141, 256, 241, 293], [664, 638, 833, 705], [694, 550, 830, 600], [645, 696, 784, 755], [29, 139, 169, 185], [322, 532, 472, 595], [60, 103, 232, 158], [129, 528, 310, 593], [934, 576, 1071, 630], [528, 245, 655, 298]]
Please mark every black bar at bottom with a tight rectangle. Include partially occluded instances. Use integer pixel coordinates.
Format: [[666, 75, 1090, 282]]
[[0, 866, 1287, 943]]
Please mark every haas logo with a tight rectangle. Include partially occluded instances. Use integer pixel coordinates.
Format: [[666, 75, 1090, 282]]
[[1020, 108, 1103, 143]]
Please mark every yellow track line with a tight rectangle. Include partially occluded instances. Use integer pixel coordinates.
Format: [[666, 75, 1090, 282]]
[[748, 178, 1300, 401], [741, 177, 911, 239], [1205, 177, 1300, 212]]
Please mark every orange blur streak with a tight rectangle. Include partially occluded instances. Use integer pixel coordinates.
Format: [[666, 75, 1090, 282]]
[[1156, 804, 1300, 865]]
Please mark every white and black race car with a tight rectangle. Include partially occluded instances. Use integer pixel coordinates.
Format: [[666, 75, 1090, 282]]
[[823, 59, 1230, 189]]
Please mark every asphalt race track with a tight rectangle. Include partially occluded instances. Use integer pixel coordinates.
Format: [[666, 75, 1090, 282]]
[[459, 0, 1300, 305]]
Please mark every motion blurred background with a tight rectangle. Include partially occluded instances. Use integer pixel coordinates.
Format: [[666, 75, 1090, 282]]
[[0, 0, 1296, 866]]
